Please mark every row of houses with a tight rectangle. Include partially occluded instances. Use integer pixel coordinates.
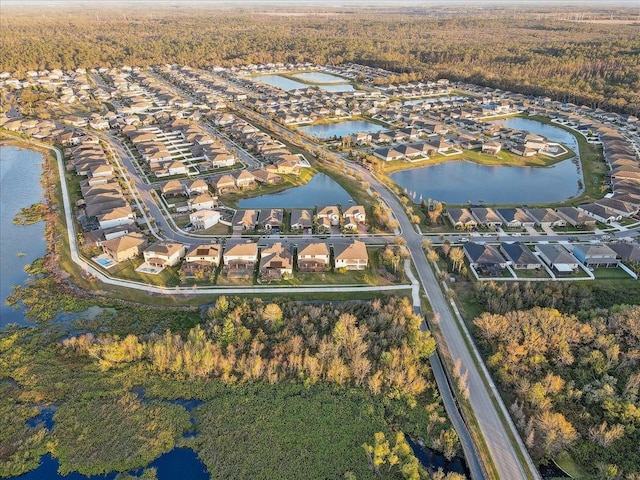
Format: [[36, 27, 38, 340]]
[[463, 241, 634, 277], [101, 236, 369, 280], [64, 139, 140, 244], [447, 206, 599, 230], [229, 205, 366, 233]]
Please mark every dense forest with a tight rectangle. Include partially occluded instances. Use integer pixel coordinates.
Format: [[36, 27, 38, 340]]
[[1, 5, 639, 114], [1, 295, 465, 480], [471, 282, 640, 479]]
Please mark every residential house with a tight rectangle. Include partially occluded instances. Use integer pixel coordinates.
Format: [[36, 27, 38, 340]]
[[161, 180, 184, 197], [343, 205, 366, 231], [495, 208, 536, 228], [297, 242, 331, 272], [232, 209, 259, 231], [101, 232, 147, 263], [143, 241, 186, 268], [97, 205, 135, 230], [214, 174, 237, 194], [578, 203, 621, 224], [555, 207, 597, 228], [183, 179, 209, 197], [189, 210, 221, 230], [470, 207, 503, 229], [235, 170, 257, 189], [463, 242, 507, 275], [188, 192, 217, 211], [481, 141, 502, 155], [607, 243, 640, 263], [572, 244, 618, 267], [259, 209, 284, 231], [252, 168, 283, 185], [500, 242, 542, 269], [447, 208, 477, 230], [290, 209, 313, 231], [259, 242, 293, 280], [334, 240, 369, 270], [317, 205, 341, 226], [525, 208, 566, 228], [535, 244, 580, 274], [223, 242, 258, 277], [183, 243, 222, 273]]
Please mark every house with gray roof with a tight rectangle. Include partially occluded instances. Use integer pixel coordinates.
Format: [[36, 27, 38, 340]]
[[463, 242, 507, 274], [535, 244, 579, 274], [500, 242, 542, 269], [572, 244, 618, 267]]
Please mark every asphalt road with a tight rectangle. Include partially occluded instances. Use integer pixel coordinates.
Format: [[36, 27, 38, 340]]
[[354, 162, 541, 480]]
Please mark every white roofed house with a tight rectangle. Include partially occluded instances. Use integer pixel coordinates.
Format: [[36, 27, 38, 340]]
[[142, 241, 186, 269], [189, 209, 221, 230], [259, 242, 293, 280], [334, 240, 369, 271]]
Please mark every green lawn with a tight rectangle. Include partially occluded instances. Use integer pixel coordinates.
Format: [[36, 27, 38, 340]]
[[592, 267, 634, 280]]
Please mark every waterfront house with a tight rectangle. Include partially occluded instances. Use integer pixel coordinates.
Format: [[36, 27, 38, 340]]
[[259, 209, 284, 231], [101, 232, 147, 263], [317, 205, 341, 226], [447, 208, 477, 230], [555, 207, 597, 228], [470, 207, 503, 229], [290, 209, 313, 231], [525, 208, 566, 228]]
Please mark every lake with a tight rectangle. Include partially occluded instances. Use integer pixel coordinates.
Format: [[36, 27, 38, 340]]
[[254, 74, 354, 92], [237, 173, 353, 208], [0, 146, 47, 327], [299, 120, 385, 140], [390, 118, 584, 204], [291, 72, 348, 84]]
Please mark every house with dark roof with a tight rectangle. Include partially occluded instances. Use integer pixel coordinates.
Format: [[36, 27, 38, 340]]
[[470, 207, 503, 229], [495, 208, 535, 228], [607, 242, 640, 263], [535, 244, 579, 274], [447, 208, 477, 230], [525, 208, 566, 228], [555, 207, 597, 228], [463, 242, 507, 275], [500, 242, 542, 269]]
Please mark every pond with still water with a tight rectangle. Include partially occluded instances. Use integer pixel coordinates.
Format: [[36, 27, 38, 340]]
[[390, 118, 584, 205], [299, 120, 385, 140], [237, 173, 353, 208], [291, 72, 349, 84], [254, 75, 354, 92]]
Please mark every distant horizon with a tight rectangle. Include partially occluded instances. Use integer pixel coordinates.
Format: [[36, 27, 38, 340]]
[[2, 0, 638, 7]]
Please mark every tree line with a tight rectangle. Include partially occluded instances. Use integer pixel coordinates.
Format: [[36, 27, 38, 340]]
[[2, 6, 639, 114], [473, 304, 640, 478]]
